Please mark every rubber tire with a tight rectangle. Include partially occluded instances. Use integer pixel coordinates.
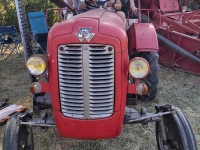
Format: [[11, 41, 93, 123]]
[[138, 52, 159, 100], [156, 107, 198, 150], [3, 112, 34, 150]]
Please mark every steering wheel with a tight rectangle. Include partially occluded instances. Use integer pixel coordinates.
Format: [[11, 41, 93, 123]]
[[85, 0, 116, 9]]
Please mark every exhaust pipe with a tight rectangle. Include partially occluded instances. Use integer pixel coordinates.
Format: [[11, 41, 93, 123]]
[[157, 33, 200, 64]]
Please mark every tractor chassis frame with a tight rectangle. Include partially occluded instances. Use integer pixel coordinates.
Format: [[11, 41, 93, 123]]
[[16, 105, 175, 142]]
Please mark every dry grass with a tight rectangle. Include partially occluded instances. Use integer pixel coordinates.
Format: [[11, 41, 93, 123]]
[[0, 53, 200, 150]]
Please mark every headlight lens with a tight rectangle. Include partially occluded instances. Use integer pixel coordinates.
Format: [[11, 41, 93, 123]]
[[26, 55, 47, 76], [128, 57, 150, 79]]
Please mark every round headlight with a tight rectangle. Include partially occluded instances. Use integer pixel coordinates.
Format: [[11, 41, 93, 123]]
[[128, 57, 150, 79], [26, 55, 47, 76]]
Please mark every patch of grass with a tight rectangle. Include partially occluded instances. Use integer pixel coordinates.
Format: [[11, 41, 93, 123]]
[[0, 55, 199, 150]]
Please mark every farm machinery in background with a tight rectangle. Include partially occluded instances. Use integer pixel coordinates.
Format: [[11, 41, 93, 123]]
[[2, 0, 198, 149], [141, 0, 200, 75]]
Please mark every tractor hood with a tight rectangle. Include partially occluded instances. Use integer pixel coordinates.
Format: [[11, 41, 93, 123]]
[[48, 9, 127, 44]]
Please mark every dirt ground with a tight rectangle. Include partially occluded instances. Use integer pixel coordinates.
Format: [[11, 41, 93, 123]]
[[0, 54, 200, 150]]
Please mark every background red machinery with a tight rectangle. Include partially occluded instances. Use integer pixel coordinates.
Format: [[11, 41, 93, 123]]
[[140, 0, 200, 75]]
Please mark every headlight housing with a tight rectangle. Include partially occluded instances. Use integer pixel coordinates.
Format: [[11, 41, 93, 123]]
[[128, 57, 150, 79], [26, 54, 48, 76]]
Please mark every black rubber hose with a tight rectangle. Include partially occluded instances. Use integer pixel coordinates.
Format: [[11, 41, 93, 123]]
[[157, 33, 200, 64]]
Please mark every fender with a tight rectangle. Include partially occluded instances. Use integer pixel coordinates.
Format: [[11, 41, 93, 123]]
[[127, 23, 159, 53]]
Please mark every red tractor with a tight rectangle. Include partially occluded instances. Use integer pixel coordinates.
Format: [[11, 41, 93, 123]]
[[3, 0, 197, 149]]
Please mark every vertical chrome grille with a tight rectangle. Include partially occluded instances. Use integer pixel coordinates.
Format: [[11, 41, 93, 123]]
[[89, 45, 114, 118], [58, 45, 84, 118], [58, 44, 114, 119]]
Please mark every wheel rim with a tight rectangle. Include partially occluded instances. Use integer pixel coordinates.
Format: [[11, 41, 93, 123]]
[[158, 118, 179, 150]]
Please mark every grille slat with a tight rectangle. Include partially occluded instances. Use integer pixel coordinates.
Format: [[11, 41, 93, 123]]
[[62, 99, 83, 104], [59, 75, 82, 80], [60, 82, 82, 88], [58, 58, 82, 63], [90, 110, 113, 115], [90, 103, 112, 107], [90, 79, 112, 84], [59, 55, 82, 59], [90, 106, 113, 111], [90, 68, 113, 71], [61, 91, 83, 96], [90, 95, 113, 99], [90, 87, 113, 92], [59, 71, 82, 76], [60, 79, 82, 84], [90, 75, 112, 80], [89, 51, 113, 54], [89, 71, 113, 76], [90, 83, 113, 88], [64, 46, 82, 50], [89, 59, 113, 63], [58, 44, 114, 119], [62, 107, 84, 111], [59, 66, 82, 72], [60, 87, 83, 92], [90, 99, 113, 103], [62, 109, 84, 113], [89, 55, 113, 59], [62, 51, 82, 55], [62, 102, 84, 107], [89, 63, 113, 67], [59, 64, 82, 68], [89, 91, 113, 96], [61, 95, 83, 99]]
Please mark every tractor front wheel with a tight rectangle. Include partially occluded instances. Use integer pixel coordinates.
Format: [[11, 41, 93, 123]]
[[138, 52, 159, 100], [156, 107, 197, 150], [3, 112, 34, 150]]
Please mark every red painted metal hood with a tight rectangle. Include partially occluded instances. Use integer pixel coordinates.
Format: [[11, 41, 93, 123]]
[[48, 9, 127, 44], [46, 9, 128, 139]]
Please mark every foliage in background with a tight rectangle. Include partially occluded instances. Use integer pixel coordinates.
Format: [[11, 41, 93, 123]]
[[0, 0, 198, 29], [0, 0, 58, 30], [180, 0, 198, 9]]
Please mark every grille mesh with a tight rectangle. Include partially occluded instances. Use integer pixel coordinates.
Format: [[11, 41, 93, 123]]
[[58, 44, 114, 119], [89, 46, 114, 118]]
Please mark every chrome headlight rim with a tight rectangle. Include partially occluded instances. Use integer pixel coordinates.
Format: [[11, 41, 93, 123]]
[[26, 54, 48, 76], [128, 57, 150, 79]]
